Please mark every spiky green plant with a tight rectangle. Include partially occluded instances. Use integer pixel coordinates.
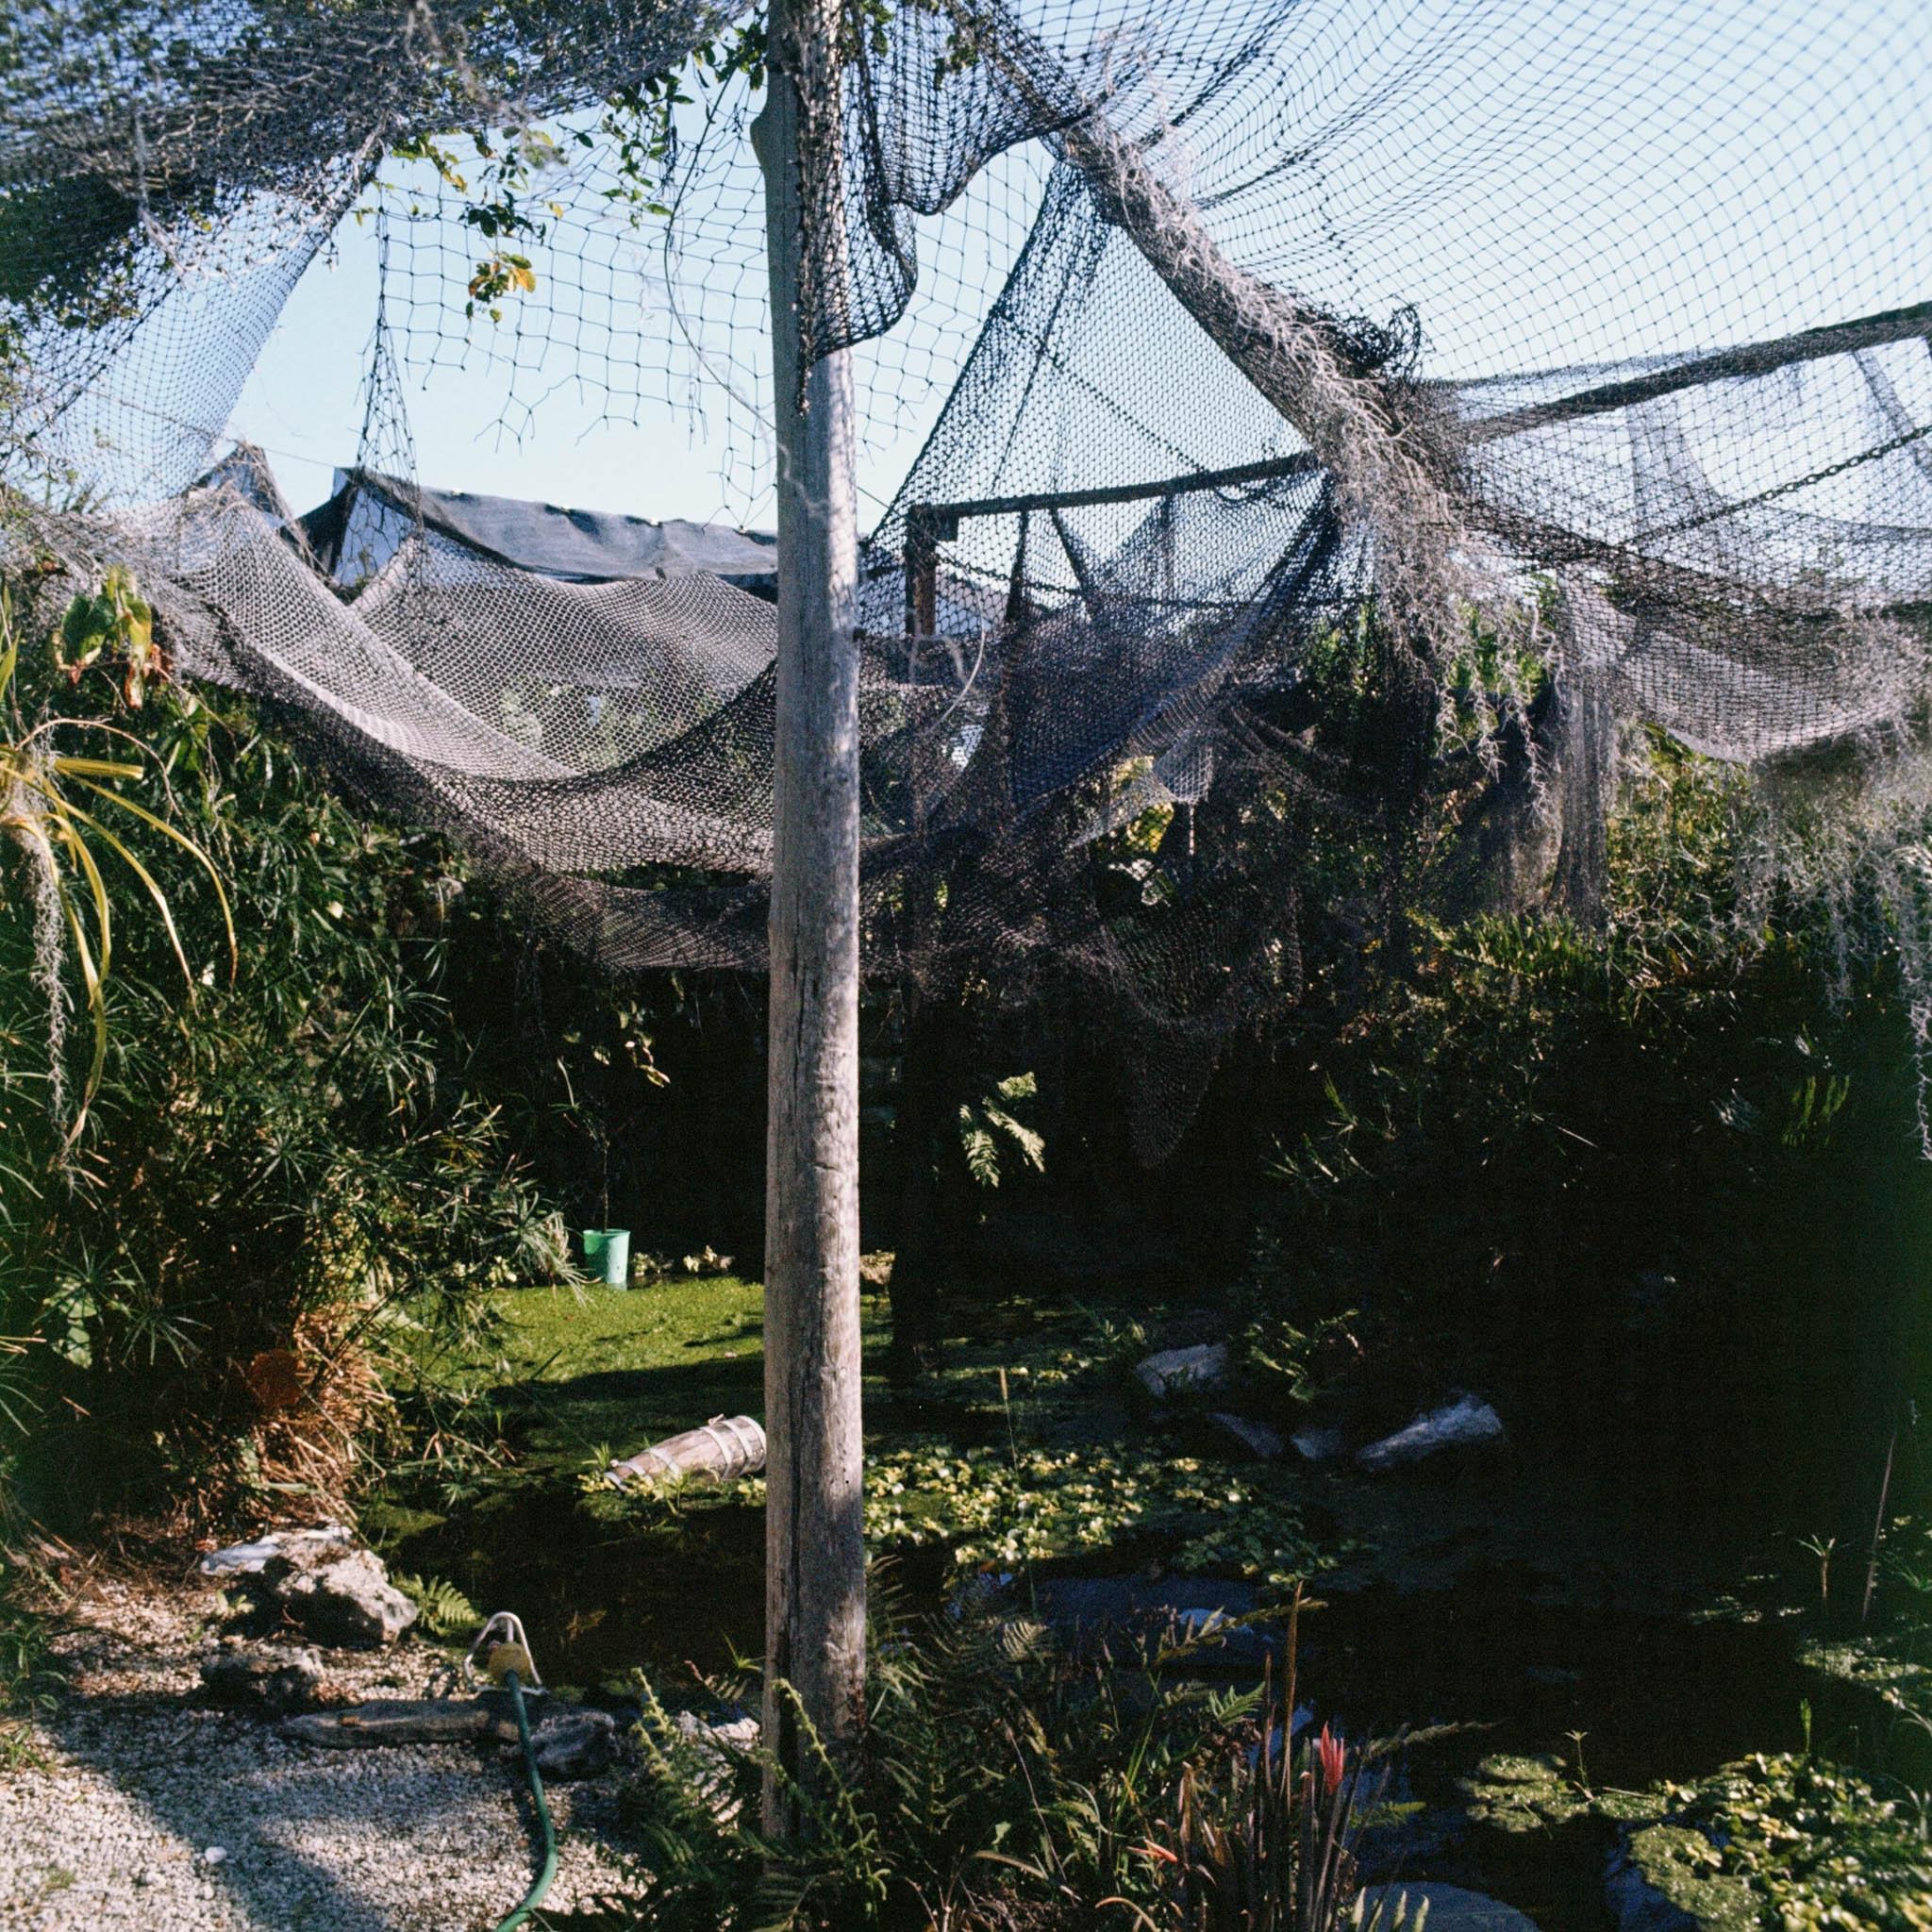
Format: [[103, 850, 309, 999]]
[[1124, 1592, 1420, 1932], [1, 578, 232, 1134]]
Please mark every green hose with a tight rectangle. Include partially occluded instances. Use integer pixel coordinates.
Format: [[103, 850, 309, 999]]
[[492, 1670, 558, 1932]]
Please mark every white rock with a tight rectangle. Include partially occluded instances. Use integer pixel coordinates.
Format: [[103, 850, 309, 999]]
[[1357, 1395, 1506, 1472], [198, 1524, 353, 1577], [1135, 1341, 1230, 1400], [1361, 1881, 1541, 1930]]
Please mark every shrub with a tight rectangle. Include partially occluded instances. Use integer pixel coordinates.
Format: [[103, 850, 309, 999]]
[[1, 591, 575, 1528]]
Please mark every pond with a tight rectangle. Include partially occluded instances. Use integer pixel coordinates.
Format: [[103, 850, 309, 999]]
[[377, 1474, 1848, 1931]]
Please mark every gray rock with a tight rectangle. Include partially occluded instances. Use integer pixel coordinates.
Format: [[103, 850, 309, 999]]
[[1357, 1395, 1506, 1472], [673, 1709, 759, 1754], [1360, 1881, 1542, 1930], [1209, 1412, 1284, 1458], [269, 1548, 417, 1648], [1291, 1424, 1345, 1463], [1135, 1341, 1230, 1400], [198, 1523, 352, 1577], [1033, 1576, 1283, 1667], [199, 1641, 325, 1716], [530, 1707, 625, 1780]]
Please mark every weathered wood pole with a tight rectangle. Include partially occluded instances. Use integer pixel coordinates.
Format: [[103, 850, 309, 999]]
[[751, 0, 867, 1835]]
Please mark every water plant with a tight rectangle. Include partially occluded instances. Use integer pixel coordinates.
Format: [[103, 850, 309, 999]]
[[1126, 1596, 1416, 1932], [1634, 1753, 1932, 1932], [712, 1441, 1332, 1590], [1797, 1534, 1838, 1613]]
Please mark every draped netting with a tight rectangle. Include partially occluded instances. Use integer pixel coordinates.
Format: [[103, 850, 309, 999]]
[[5, 0, 1932, 1155]]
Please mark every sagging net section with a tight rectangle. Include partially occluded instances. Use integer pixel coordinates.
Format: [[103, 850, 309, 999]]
[[5, 0, 1932, 1154]]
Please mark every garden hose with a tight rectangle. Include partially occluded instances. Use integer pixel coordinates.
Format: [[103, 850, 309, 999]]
[[462, 1613, 558, 1932], [491, 1664, 558, 1932]]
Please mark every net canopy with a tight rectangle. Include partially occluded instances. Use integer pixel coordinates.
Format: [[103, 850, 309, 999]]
[[4, 0, 1932, 1154]]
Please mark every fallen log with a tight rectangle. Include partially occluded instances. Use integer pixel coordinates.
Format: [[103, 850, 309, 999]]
[[280, 1693, 522, 1749], [605, 1414, 766, 1491]]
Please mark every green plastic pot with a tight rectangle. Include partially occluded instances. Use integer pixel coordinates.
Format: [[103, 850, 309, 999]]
[[581, 1227, 631, 1289]]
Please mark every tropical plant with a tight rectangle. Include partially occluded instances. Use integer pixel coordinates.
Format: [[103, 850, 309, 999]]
[[615, 1579, 1422, 1932], [1, 600, 576, 1528], [1, 577, 232, 1135], [1127, 1592, 1415, 1932]]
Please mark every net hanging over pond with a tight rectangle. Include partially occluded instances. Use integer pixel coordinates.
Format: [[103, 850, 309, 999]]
[[4, 0, 1932, 1155]]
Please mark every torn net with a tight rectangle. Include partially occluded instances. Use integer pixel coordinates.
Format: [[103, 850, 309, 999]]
[[4, 0, 1932, 1156]]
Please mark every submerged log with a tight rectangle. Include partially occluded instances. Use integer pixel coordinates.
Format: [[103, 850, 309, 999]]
[[604, 1414, 766, 1491]]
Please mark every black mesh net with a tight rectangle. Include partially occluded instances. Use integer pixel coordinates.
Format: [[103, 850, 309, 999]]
[[5, 0, 1932, 1155]]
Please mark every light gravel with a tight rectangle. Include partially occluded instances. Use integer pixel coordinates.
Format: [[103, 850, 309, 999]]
[[0, 1572, 647, 1931]]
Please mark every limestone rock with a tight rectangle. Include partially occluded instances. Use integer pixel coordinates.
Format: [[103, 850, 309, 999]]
[[1135, 1341, 1229, 1400], [1357, 1395, 1506, 1472], [1361, 1881, 1543, 1931], [270, 1547, 417, 1648], [672, 1709, 759, 1757], [198, 1523, 353, 1577], [199, 1641, 325, 1716]]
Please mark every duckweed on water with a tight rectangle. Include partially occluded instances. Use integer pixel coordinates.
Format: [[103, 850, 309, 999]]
[[860, 1441, 1334, 1584], [1467, 1749, 1932, 1931], [1646, 1754, 1932, 1932], [615, 1441, 1333, 1588]]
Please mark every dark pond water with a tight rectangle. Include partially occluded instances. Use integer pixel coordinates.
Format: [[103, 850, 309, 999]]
[[1294, 1578, 1814, 1931], [377, 1482, 1851, 1930], [382, 1483, 770, 1692]]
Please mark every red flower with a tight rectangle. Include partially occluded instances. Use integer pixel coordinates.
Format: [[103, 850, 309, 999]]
[[1312, 1723, 1347, 1800]]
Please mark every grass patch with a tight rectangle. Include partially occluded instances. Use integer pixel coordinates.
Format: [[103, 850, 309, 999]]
[[465, 1274, 778, 1478], [416, 1274, 1161, 1489]]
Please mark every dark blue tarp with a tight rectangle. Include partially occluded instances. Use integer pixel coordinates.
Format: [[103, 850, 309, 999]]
[[299, 468, 777, 586]]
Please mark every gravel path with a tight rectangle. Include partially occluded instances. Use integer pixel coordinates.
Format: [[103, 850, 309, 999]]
[[0, 1574, 647, 1930]]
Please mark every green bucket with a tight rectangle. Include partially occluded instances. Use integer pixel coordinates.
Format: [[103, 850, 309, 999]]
[[582, 1227, 631, 1289]]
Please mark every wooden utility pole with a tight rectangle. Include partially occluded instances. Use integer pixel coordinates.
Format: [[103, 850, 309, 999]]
[[751, 0, 867, 1834]]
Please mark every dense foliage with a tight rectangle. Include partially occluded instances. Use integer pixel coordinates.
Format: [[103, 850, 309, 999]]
[[1227, 722, 1931, 1530], [0, 592, 575, 1528], [621, 1591, 1403, 1932]]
